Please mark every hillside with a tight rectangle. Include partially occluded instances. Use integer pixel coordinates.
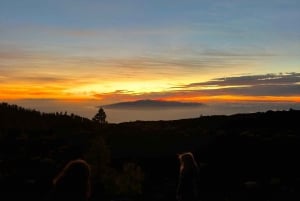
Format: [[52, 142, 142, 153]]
[[1, 102, 300, 201], [106, 109, 300, 201]]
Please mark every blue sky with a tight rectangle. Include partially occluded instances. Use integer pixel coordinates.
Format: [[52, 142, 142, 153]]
[[2, 0, 300, 56]]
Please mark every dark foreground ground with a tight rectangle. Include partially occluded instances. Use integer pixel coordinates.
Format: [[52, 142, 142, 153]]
[[1, 103, 300, 200]]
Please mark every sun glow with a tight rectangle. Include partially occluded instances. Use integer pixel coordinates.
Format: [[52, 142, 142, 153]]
[[65, 81, 175, 95]]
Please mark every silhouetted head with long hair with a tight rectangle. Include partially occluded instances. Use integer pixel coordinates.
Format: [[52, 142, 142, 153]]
[[178, 152, 198, 172], [53, 159, 91, 201], [177, 152, 200, 201]]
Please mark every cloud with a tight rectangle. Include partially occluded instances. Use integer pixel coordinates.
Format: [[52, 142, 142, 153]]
[[0, 49, 30, 60], [200, 49, 277, 57], [0, 45, 262, 84], [0, 41, 279, 84], [17, 76, 69, 82], [201, 84, 300, 96], [183, 72, 300, 87], [172, 72, 300, 98]]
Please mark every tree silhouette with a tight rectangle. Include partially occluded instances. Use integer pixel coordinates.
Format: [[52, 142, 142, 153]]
[[92, 107, 107, 124]]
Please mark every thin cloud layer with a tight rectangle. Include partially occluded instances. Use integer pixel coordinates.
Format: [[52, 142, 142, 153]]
[[175, 73, 300, 97], [184, 73, 300, 87]]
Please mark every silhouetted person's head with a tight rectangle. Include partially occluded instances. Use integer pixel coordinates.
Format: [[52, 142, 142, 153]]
[[53, 159, 91, 201], [177, 152, 200, 201], [178, 152, 198, 172]]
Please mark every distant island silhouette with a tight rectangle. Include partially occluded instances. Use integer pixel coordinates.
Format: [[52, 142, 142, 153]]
[[102, 99, 204, 109]]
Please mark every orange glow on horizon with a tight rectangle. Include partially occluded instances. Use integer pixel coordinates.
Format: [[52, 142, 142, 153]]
[[2, 89, 300, 104], [161, 95, 300, 103], [0, 86, 88, 100], [1, 80, 300, 103]]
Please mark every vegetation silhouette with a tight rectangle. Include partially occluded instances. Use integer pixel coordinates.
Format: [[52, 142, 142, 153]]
[[93, 107, 107, 124]]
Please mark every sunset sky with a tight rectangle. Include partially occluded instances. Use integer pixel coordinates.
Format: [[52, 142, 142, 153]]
[[1, 0, 300, 122]]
